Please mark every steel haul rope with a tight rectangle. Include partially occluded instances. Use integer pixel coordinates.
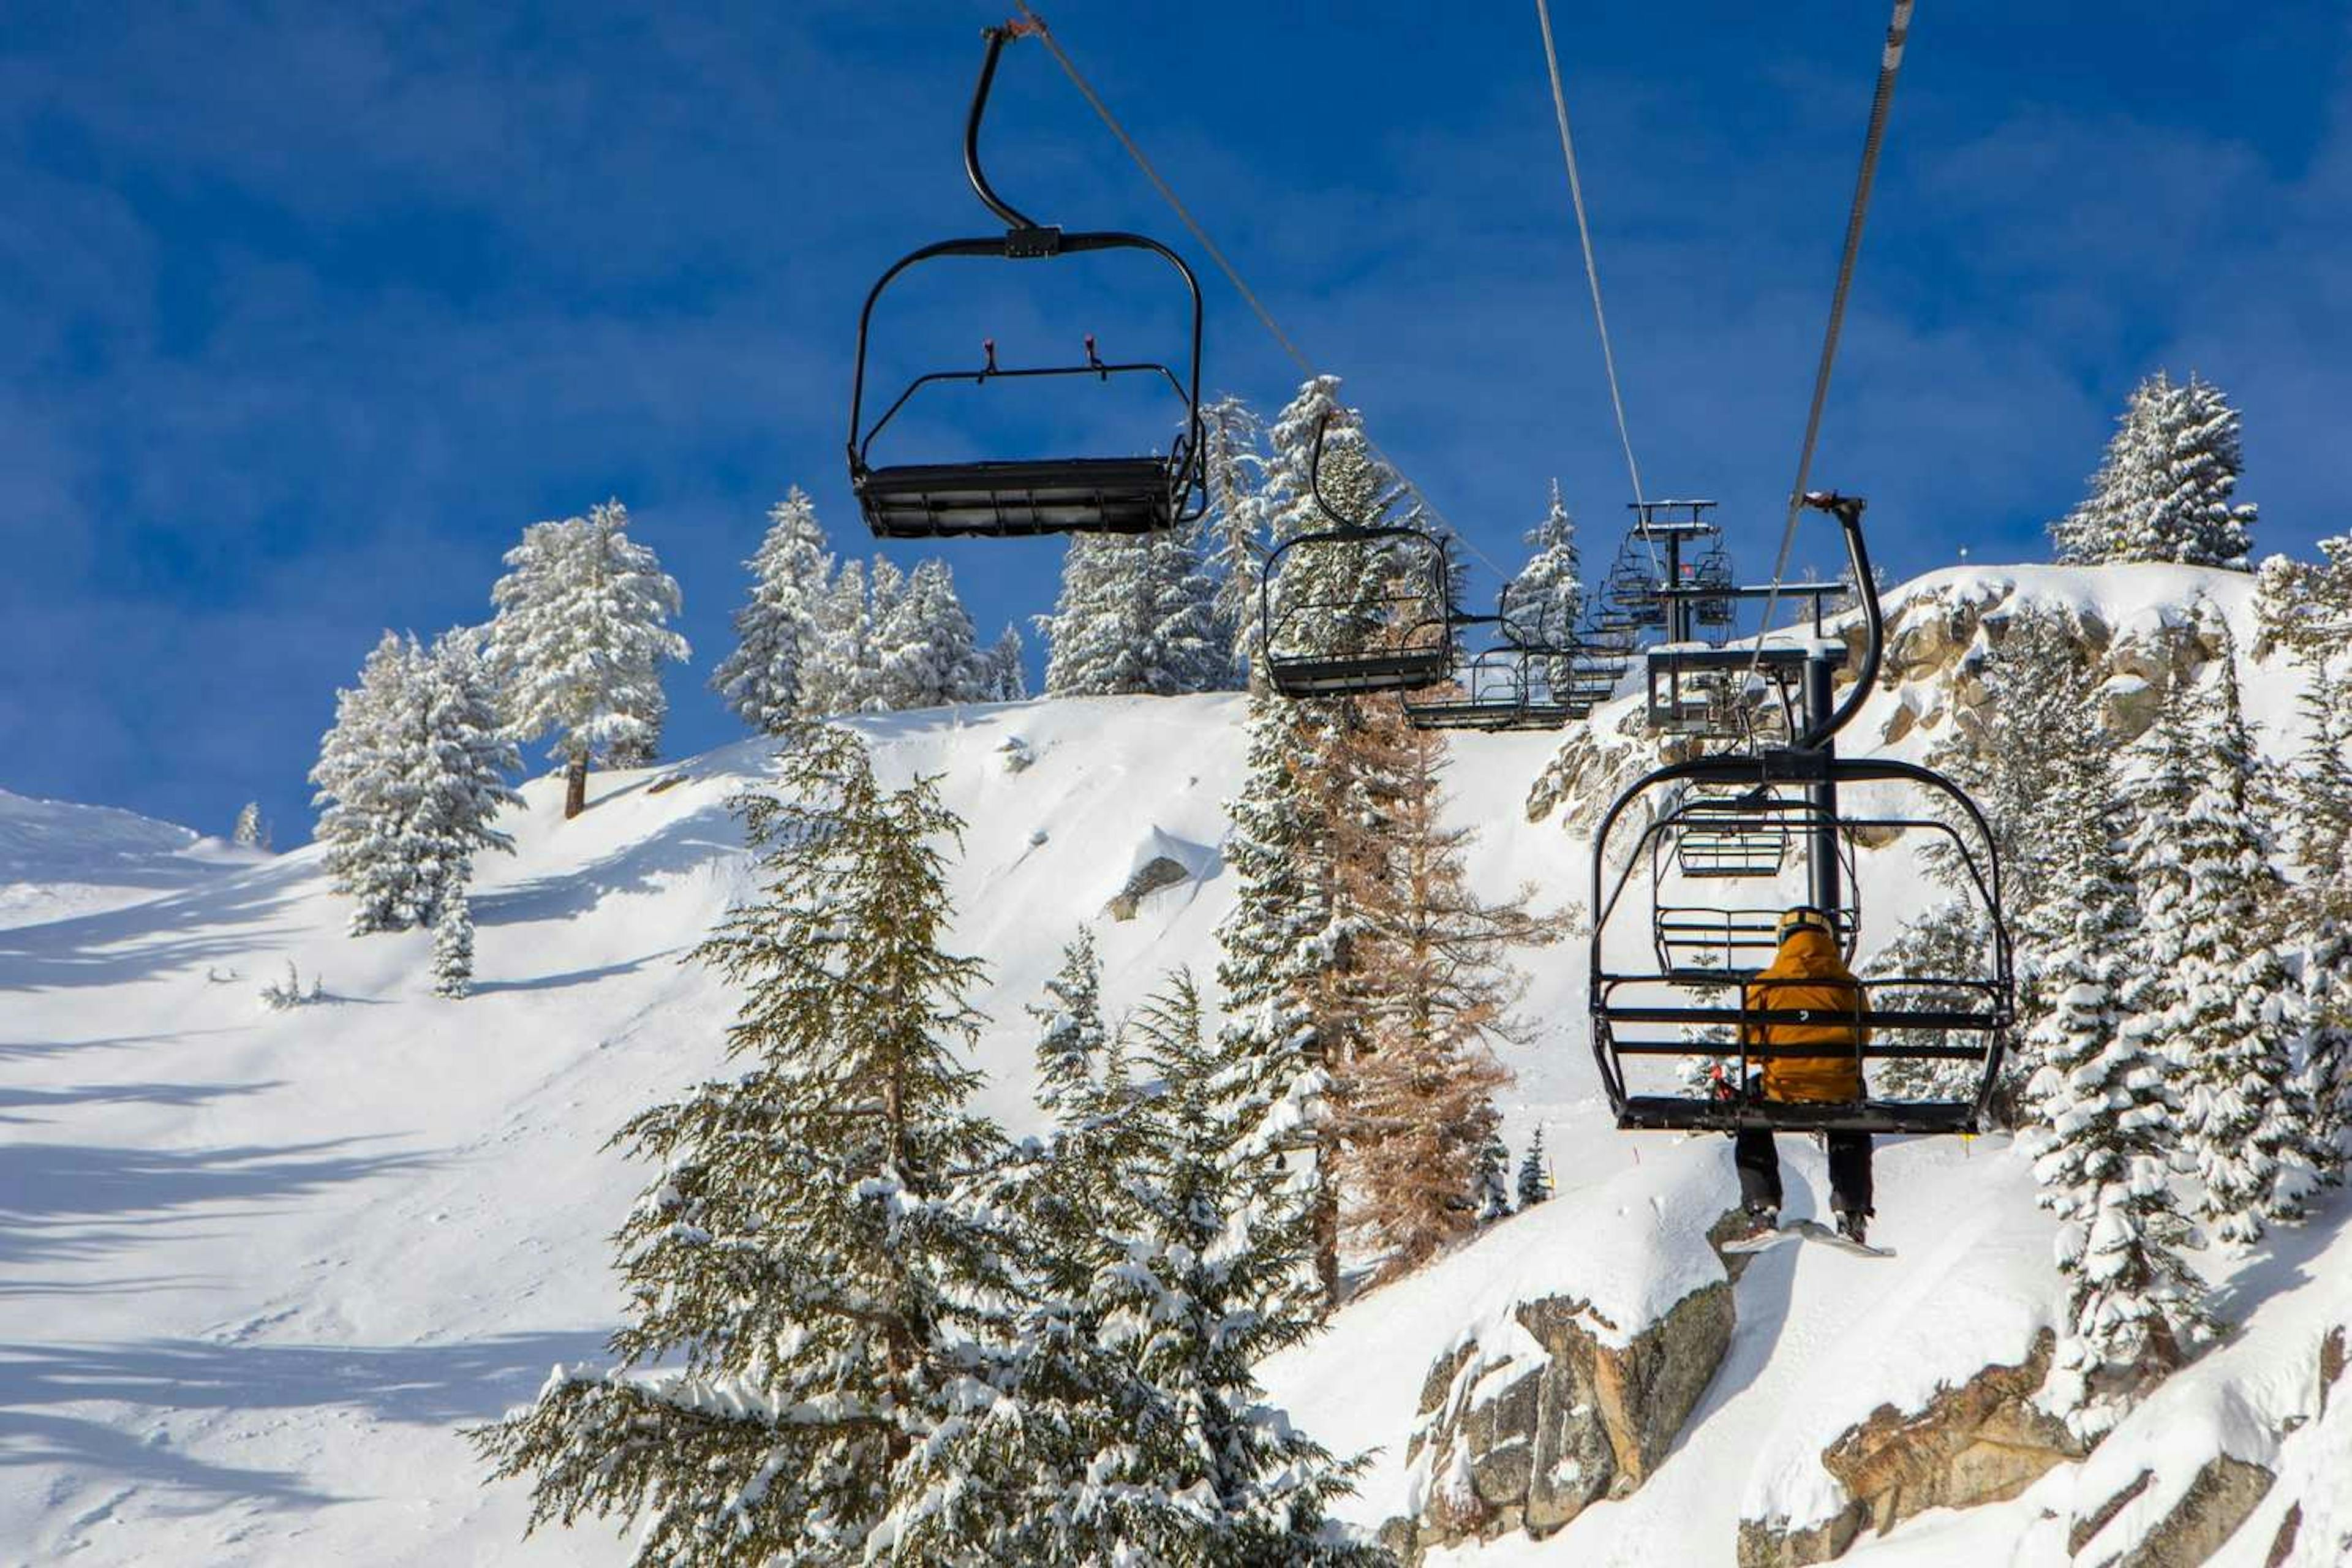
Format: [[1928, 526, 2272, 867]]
[[1005, 2, 1517, 586], [1748, 0, 1915, 681], [1532, 0, 1660, 583]]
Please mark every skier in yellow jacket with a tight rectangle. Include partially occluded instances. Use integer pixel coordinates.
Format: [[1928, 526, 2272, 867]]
[[1732, 907, 1874, 1245]]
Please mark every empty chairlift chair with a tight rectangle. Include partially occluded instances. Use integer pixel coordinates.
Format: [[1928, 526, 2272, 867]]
[[1689, 542, 1736, 629], [1672, 790, 1793, 878], [1260, 414, 1454, 697], [845, 25, 1206, 539], [1402, 645, 1537, 731]]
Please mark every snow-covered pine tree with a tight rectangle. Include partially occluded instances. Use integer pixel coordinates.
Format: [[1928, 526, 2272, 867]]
[[1471, 1129, 1512, 1224], [1197, 395, 1269, 687], [879, 932, 1135, 1564], [801, 557, 872, 717], [2145, 641, 2320, 1243], [1058, 973, 1379, 1562], [2286, 665, 2352, 1179], [486, 500, 690, 818], [1926, 608, 2095, 1061], [1039, 529, 1221, 698], [873, 557, 983, 711], [2022, 696, 2202, 1438], [2120, 660, 2205, 1112], [312, 631, 430, 934], [2252, 532, 2352, 663], [711, 487, 832, 734], [1331, 708, 1558, 1283], [312, 630, 518, 936], [1028, 927, 1107, 1128], [1140, 524, 1226, 694], [1213, 685, 1340, 1305], [471, 725, 1014, 1566], [1507, 479, 1583, 652], [982, 624, 1027, 702], [412, 628, 524, 924], [2285, 663, 2352, 899], [232, 801, 269, 850], [865, 556, 905, 700], [2049, 371, 2258, 568], [1039, 536, 1136, 696], [431, 883, 475, 1000], [2298, 924, 2352, 1189], [888, 974, 1380, 1564], [1926, 608, 2085, 922], [1515, 1126, 1549, 1209]]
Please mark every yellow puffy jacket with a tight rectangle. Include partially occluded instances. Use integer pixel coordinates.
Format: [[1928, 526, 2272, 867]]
[[1741, 926, 1869, 1104]]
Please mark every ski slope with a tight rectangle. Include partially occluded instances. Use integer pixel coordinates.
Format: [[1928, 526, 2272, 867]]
[[2, 564, 2345, 1566]]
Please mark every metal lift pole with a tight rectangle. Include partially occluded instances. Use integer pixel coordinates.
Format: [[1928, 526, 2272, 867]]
[[1804, 649, 1841, 921]]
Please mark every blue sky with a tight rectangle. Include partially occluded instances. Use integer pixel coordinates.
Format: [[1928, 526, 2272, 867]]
[[5, 2, 2348, 842]]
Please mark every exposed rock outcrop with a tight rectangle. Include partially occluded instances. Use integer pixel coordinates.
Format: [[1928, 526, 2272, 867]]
[[1740, 1329, 2084, 1567], [1525, 706, 1678, 829], [1106, 854, 1189, 921], [1846, 575, 2224, 754], [2107, 1455, 2276, 1568], [1396, 1278, 1736, 1557]]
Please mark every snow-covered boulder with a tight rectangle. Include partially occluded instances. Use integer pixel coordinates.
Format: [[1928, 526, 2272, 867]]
[[1736, 1330, 2081, 1568], [1384, 1148, 1738, 1556], [1102, 825, 1216, 921]]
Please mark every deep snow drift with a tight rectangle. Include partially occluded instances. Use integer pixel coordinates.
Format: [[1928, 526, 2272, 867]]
[[2, 563, 2345, 1566]]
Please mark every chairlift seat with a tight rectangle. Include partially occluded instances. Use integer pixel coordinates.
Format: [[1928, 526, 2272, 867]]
[[1267, 646, 1453, 698], [1615, 1095, 1979, 1136], [856, 454, 1182, 538]]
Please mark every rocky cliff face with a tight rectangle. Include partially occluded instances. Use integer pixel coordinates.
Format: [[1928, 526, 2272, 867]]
[[1850, 572, 2225, 754], [1737, 1330, 2085, 1567], [1389, 1262, 1738, 1559]]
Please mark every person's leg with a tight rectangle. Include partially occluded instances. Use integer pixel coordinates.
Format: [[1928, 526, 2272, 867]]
[[1735, 1128, 1783, 1213], [1828, 1132, 1874, 1216]]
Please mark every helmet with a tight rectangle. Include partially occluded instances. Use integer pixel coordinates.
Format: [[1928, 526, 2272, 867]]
[[1776, 907, 1833, 941]]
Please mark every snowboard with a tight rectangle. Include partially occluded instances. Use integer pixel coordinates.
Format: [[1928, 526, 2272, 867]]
[[1720, 1219, 1894, 1259]]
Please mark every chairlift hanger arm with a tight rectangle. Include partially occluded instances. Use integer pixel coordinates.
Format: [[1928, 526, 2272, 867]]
[[968, 23, 1050, 233], [1792, 489, 1883, 750]]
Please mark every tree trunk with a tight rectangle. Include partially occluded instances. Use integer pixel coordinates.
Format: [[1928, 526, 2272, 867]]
[[1314, 1137, 1341, 1308], [564, 755, 589, 819]]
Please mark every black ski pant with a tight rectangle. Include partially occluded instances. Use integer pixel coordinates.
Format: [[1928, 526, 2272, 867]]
[[1735, 1128, 1872, 1216]]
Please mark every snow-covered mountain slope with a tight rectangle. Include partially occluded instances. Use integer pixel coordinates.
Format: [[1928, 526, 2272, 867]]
[[0, 787, 262, 930], [2, 563, 2345, 1566]]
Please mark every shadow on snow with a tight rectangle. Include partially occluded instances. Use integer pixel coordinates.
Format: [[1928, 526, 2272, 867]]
[[0, 1329, 608, 1509], [0, 1136, 431, 1269]]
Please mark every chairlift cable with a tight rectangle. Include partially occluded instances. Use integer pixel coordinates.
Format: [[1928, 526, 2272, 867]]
[[1006, 2, 1517, 587], [1532, 0, 1660, 583], [1746, 0, 1913, 684]]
